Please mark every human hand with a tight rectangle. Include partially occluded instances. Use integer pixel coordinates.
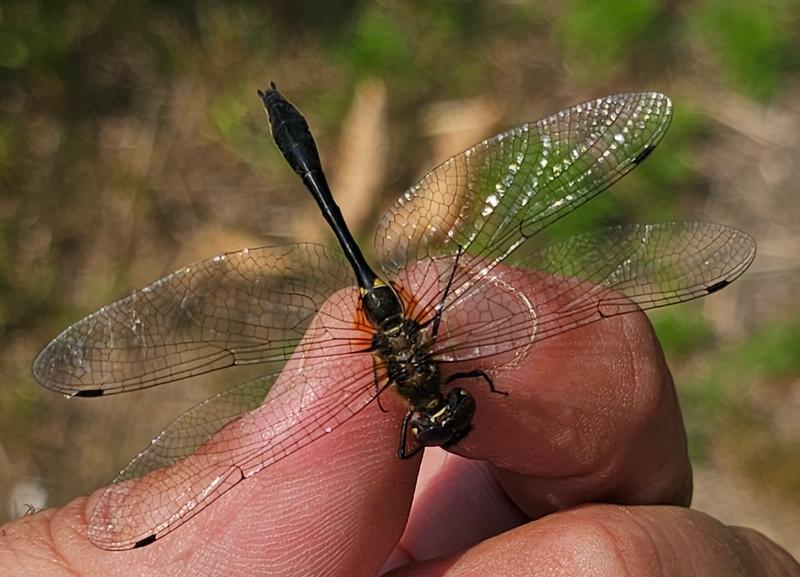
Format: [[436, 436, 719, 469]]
[[2, 271, 797, 576]]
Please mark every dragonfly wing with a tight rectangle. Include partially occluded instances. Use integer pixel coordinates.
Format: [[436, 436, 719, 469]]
[[374, 92, 672, 287], [33, 243, 355, 396], [87, 321, 379, 549], [389, 255, 538, 370], [518, 222, 756, 341], [429, 222, 755, 366]]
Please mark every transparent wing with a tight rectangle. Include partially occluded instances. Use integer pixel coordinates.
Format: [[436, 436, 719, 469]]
[[33, 243, 359, 396], [84, 222, 755, 550], [375, 92, 672, 321], [388, 256, 538, 371], [87, 333, 379, 550], [428, 222, 755, 365], [520, 222, 756, 339]]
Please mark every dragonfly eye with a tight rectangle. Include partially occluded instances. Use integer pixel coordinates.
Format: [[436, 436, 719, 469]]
[[442, 388, 476, 439], [411, 388, 476, 448], [412, 420, 452, 447]]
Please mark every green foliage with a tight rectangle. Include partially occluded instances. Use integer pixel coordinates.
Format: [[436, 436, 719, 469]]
[[0, 31, 30, 69], [682, 316, 800, 462], [622, 105, 712, 220], [0, 120, 12, 174], [341, 6, 411, 79], [425, 0, 484, 40], [210, 91, 251, 142], [558, 0, 662, 78], [689, 0, 800, 100], [651, 307, 715, 357], [738, 318, 800, 378]]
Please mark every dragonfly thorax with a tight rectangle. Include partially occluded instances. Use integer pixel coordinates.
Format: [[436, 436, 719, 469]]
[[370, 315, 478, 453], [372, 316, 437, 397]]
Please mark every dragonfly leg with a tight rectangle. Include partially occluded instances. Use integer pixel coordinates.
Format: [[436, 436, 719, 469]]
[[445, 369, 508, 396], [371, 356, 391, 414], [397, 410, 423, 459], [431, 245, 464, 338]]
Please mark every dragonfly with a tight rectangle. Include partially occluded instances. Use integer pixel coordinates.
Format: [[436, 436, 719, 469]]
[[33, 85, 756, 550]]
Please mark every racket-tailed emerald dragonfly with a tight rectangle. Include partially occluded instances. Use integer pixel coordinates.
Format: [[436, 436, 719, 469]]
[[33, 85, 756, 550]]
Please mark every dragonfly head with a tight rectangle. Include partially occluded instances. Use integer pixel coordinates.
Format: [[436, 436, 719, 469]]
[[410, 388, 476, 449]]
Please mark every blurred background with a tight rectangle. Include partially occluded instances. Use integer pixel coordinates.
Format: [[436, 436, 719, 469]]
[[1, 0, 799, 558]]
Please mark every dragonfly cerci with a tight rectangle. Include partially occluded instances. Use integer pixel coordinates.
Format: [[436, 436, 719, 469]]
[[33, 85, 756, 549]]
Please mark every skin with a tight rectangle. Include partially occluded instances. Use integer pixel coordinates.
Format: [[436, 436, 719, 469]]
[[1, 269, 798, 577]]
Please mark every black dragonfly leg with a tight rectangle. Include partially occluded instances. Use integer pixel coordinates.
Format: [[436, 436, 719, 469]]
[[371, 356, 390, 414], [397, 410, 424, 459], [445, 369, 508, 396], [431, 245, 464, 338]]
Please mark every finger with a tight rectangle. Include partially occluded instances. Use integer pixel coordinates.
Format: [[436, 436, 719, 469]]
[[1, 288, 418, 577], [382, 449, 527, 572], [1, 412, 414, 577], [384, 505, 800, 577], [385, 260, 694, 568], [442, 265, 692, 517], [2, 260, 692, 575]]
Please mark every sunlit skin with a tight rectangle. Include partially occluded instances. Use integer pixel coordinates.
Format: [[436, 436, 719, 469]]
[[2, 271, 797, 576]]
